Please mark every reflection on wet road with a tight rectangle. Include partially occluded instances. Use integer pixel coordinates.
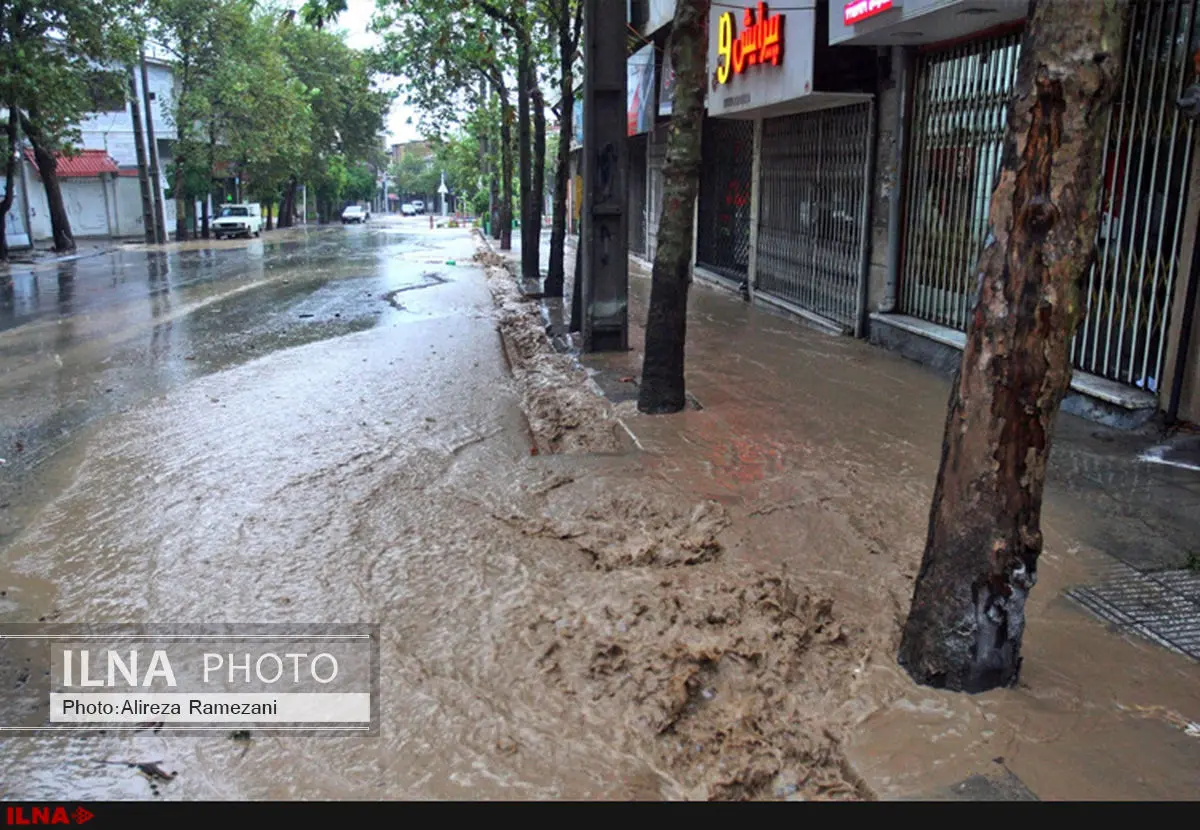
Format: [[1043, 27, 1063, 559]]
[[0, 220, 678, 799]]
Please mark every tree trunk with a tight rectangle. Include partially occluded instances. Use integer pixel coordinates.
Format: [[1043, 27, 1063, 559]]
[[19, 112, 75, 253], [201, 197, 210, 239], [546, 0, 576, 297], [532, 84, 546, 279], [517, 33, 534, 277], [897, 0, 1127, 694], [266, 201, 274, 231], [0, 108, 18, 261], [173, 153, 188, 242], [279, 177, 297, 228], [499, 94, 514, 251], [636, 0, 709, 414], [203, 131, 215, 239]]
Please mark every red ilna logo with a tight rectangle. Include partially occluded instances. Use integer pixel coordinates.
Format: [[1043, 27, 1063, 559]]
[[5, 806, 93, 825]]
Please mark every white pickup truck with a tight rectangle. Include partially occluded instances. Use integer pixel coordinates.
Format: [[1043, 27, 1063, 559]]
[[213, 203, 263, 239]]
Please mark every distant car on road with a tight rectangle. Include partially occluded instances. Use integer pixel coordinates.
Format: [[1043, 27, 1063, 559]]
[[213, 203, 262, 239], [341, 205, 368, 224], [401, 203, 416, 216], [411, 200, 425, 215]]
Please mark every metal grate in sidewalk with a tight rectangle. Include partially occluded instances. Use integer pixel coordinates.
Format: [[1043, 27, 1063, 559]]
[[1065, 560, 1200, 659]]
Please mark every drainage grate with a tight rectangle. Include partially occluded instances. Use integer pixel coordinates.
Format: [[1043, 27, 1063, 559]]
[[1065, 560, 1200, 659]]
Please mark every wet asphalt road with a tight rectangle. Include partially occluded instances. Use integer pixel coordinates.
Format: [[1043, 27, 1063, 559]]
[[0, 216, 680, 800], [0, 218, 462, 550]]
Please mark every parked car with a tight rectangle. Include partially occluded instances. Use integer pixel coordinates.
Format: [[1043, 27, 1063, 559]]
[[212, 203, 263, 239], [401, 203, 417, 216], [342, 205, 368, 224], [411, 200, 425, 215]]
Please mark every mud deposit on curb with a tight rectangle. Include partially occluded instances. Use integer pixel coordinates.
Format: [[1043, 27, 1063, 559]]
[[475, 249, 623, 455]]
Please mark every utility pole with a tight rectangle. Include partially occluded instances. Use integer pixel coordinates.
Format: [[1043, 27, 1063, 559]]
[[579, 0, 628, 351], [127, 67, 156, 243], [140, 53, 167, 243]]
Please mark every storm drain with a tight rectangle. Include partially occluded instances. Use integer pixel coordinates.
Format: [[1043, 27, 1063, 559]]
[[1065, 560, 1200, 659]]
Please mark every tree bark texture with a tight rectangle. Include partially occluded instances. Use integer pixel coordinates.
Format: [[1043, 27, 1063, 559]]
[[547, 0, 581, 296], [20, 112, 75, 253], [279, 178, 298, 228], [517, 33, 535, 277], [532, 83, 546, 276], [897, 0, 1127, 693], [0, 110, 18, 261], [546, 0, 574, 297], [636, 0, 709, 414], [499, 94, 514, 251]]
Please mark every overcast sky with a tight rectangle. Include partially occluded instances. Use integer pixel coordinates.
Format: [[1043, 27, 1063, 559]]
[[332, 0, 422, 145]]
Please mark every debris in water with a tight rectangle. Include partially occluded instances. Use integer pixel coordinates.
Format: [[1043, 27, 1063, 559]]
[[231, 730, 252, 741], [446, 260, 456, 266], [298, 313, 315, 319]]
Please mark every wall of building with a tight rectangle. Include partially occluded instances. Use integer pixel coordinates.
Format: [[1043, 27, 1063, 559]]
[[77, 61, 174, 208]]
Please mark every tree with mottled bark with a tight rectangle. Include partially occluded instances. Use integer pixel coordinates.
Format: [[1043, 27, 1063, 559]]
[[543, 0, 582, 297], [637, 0, 709, 414], [898, 0, 1127, 693]]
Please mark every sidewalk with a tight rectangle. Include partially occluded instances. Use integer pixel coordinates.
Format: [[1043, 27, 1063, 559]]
[[485, 230, 1200, 800]]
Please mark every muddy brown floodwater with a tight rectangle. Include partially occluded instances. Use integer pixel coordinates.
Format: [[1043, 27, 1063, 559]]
[[1, 221, 1197, 801]]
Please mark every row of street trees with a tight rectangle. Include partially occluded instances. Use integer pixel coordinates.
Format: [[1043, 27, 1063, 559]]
[[374, 0, 581, 290], [382, 0, 1137, 694], [0, 0, 390, 256]]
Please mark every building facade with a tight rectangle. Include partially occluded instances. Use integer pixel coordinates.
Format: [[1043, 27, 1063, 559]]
[[6, 54, 178, 246], [621, 0, 1200, 426]]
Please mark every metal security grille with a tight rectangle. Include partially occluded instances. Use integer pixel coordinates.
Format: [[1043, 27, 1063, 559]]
[[1074, 0, 1199, 392], [757, 103, 874, 331], [628, 135, 648, 257], [696, 117, 754, 279], [900, 31, 1021, 331]]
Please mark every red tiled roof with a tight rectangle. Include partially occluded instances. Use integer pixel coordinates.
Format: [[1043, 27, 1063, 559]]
[[24, 149, 120, 178]]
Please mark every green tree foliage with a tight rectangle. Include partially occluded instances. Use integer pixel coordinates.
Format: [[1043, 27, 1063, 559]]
[[0, 0, 140, 250], [280, 17, 392, 221]]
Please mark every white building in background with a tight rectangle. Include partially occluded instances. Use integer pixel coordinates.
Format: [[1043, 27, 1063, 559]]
[[7, 48, 178, 246]]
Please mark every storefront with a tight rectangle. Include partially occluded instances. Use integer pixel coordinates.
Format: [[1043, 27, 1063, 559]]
[[701, 0, 878, 334], [627, 42, 656, 257], [836, 0, 1200, 417]]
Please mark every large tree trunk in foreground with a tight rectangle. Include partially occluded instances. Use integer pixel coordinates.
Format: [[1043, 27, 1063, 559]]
[[897, 0, 1127, 693], [636, 0, 709, 414], [20, 113, 75, 253]]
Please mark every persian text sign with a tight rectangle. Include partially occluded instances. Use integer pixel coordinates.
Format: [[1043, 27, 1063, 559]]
[[0, 624, 379, 736], [843, 0, 894, 26], [715, 2, 785, 86]]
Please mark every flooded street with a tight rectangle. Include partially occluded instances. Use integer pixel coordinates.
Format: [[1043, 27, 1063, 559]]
[[1, 218, 1198, 800]]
